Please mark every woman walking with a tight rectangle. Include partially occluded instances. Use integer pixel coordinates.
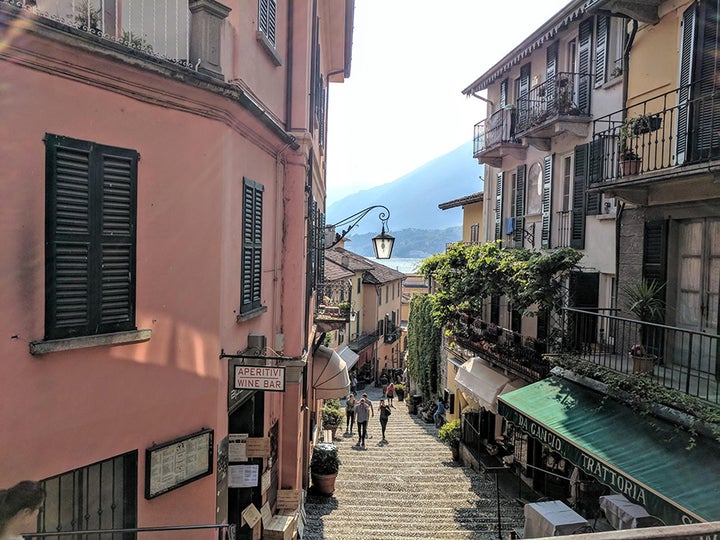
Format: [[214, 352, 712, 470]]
[[385, 382, 395, 407], [378, 399, 392, 442], [345, 394, 356, 434]]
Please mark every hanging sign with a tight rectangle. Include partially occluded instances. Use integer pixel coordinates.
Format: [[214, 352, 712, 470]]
[[228, 464, 259, 488], [234, 366, 286, 391], [246, 437, 270, 458]]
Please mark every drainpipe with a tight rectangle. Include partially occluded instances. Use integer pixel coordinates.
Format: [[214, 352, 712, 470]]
[[622, 18, 638, 121]]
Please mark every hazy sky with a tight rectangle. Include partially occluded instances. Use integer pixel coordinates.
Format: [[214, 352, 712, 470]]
[[326, 0, 570, 204]]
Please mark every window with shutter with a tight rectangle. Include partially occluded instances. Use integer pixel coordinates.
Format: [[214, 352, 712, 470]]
[[577, 19, 592, 113], [587, 138, 603, 215], [571, 143, 588, 249], [258, 0, 277, 48], [677, 3, 696, 164], [594, 14, 609, 87], [541, 154, 553, 249], [45, 134, 138, 340], [514, 164, 526, 248], [516, 64, 531, 128], [546, 42, 558, 106], [499, 79, 508, 109], [495, 172, 504, 241], [241, 178, 264, 314]]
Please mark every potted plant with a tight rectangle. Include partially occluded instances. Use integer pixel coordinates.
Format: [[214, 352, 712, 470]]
[[629, 113, 662, 135], [394, 383, 406, 402], [321, 401, 343, 440], [438, 418, 462, 461], [310, 443, 341, 495], [623, 279, 665, 373]]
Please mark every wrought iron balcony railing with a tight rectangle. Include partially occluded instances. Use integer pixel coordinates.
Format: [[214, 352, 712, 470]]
[[315, 281, 352, 323], [15, 0, 193, 68], [349, 331, 379, 353], [473, 107, 519, 156], [592, 81, 720, 183], [563, 307, 720, 405], [515, 72, 592, 134], [555, 210, 572, 249], [384, 327, 400, 344]]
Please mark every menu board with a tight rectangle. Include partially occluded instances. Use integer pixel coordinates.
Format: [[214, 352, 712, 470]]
[[145, 429, 214, 499]]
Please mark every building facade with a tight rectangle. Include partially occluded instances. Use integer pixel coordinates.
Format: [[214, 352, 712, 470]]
[[0, 0, 354, 537]]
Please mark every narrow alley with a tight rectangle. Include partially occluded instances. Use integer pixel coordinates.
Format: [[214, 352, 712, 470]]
[[303, 387, 524, 539]]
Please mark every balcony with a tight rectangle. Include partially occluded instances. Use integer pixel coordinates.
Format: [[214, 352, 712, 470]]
[[384, 326, 400, 344], [451, 309, 720, 406], [515, 72, 592, 149], [472, 108, 525, 167], [17, 0, 193, 68], [563, 307, 720, 405], [349, 331, 379, 354], [315, 281, 352, 328], [591, 82, 720, 201]]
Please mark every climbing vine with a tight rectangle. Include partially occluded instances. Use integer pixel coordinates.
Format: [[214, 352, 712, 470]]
[[407, 294, 441, 400]]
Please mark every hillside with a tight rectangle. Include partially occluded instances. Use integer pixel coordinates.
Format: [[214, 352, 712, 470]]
[[344, 226, 462, 258], [327, 141, 483, 235]]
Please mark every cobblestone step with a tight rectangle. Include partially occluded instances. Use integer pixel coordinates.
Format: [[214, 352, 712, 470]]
[[303, 388, 524, 539]]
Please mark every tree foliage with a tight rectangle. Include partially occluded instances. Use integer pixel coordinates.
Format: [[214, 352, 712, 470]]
[[419, 242, 583, 341], [407, 294, 442, 400]]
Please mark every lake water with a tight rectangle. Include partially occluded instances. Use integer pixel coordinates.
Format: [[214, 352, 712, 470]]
[[385, 257, 425, 275]]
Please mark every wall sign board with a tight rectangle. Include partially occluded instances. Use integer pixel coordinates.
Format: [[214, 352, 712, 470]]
[[234, 366, 285, 391], [145, 428, 213, 499]]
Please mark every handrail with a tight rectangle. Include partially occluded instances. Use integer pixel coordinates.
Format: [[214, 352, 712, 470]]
[[26, 523, 231, 537]]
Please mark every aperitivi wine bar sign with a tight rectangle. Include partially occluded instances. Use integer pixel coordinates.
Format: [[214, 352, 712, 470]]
[[234, 365, 285, 391]]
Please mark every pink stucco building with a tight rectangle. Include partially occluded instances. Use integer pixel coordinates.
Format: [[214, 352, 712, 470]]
[[0, 0, 353, 537]]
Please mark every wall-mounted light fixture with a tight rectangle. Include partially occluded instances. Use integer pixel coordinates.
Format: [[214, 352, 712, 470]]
[[326, 205, 395, 259]]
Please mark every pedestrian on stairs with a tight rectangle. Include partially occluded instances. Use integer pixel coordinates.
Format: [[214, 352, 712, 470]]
[[361, 393, 374, 439], [378, 399, 391, 441], [345, 394, 356, 434], [385, 383, 395, 407], [354, 398, 371, 448]]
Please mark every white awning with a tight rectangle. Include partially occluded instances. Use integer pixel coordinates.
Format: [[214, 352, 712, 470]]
[[312, 345, 351, 399], [337, 345, 359, 371], [455, 357, 512, 413]]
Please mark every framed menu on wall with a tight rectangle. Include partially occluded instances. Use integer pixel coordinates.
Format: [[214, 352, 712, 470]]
[[145, 428, 214, 499]]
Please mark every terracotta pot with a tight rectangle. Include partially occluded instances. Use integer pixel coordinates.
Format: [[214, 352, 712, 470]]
[[620, 158, 641, 176], [311, 472, 337, 495], [632, 354, 656, 374]]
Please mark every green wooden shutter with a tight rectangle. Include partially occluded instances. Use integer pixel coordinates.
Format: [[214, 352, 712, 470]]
[[643, 221, 668, 286], [45, 134, 137, 340], [693, 0, 720, 160], [242, 178, 263, 312], [594, 14, 609, 88], [578, 19, 592, 113], [541, 154, 553, 249], [495, 172, 504, 241], [514, 164, 526, 248], [677, 3, 696, 164], [517, 64, 531, 128], [571, 144, 588, 249], [499, 79, 508, 109], [546, 42, 558, 107], [587, 138, 603, 215]]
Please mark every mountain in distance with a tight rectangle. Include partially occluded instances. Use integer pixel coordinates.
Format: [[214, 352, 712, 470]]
[[327, 140, 483, 258]]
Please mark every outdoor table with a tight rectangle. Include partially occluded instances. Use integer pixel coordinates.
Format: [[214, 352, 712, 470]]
[[523, 500, 591, 538], [599, 494, 652, 530]]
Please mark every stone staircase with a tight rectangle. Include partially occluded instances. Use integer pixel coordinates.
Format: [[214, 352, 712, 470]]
[[303, 388, 525, 539]]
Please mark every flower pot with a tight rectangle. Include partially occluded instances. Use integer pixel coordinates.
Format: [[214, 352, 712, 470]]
[[396, 389, 405, 402], [451, 444, 460, 462], [631, 354, 656, 374], [311, 472, 337, 495], [620, 158, 641, 176]]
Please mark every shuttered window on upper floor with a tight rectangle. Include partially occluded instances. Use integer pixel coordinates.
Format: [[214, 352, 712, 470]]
[[241, 178, 264, 314], [258, 0, 277, 48], [45, 134, 138, 341]]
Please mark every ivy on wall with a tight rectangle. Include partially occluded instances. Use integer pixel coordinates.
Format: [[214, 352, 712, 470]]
[[407, 294, 441, 400]]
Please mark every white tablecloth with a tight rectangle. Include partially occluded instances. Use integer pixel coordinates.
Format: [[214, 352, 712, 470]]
[[599, 494, 651, 530], [523, 500, 591, 538]]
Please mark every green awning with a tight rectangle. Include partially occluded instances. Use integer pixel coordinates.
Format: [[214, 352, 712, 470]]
[[498, 377, 720, 525]]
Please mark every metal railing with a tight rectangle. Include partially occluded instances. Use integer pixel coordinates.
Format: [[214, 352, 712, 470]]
[[11, 0, 192, 68], [348, 331, 379, 353], [562, 307, 720, 405], [26, 523, 232, 539], [555, 210, 572, 248], [592, 82, 720, 182], [315, 280, 352, 322], [515, 72, 592, 134], [473, 108, 519, 155]]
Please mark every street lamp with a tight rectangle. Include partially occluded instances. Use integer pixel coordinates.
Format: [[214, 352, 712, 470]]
[[326, 205, 395, 259]]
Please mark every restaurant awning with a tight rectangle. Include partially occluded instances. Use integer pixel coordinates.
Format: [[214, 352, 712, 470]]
[[498, 376, 720, 525], [312, 345, 351, 399], [454, 357, 513, 413], [337, 345, 359, 371]]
